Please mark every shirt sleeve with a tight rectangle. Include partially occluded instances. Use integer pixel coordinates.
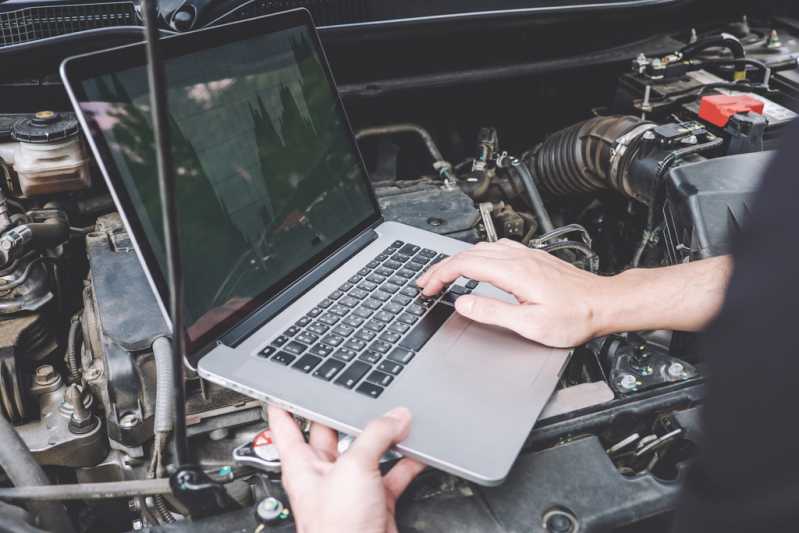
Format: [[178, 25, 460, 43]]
[[672, 121, 799, 532]]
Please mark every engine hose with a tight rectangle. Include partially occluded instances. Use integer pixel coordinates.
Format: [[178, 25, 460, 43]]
[[65, 315, 82, 383], [151, 336, 175, 435], [153, 495, 176, 524], [541, 241, 600, 273], [510, 159, 554, 234], [527, 115, 652, 198], [0, 415, 75, 533]]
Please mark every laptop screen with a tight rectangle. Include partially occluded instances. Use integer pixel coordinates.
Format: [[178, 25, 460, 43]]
[[75, 17, 378, 350]]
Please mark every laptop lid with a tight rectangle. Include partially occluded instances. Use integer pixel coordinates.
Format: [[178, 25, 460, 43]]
[[61, 9, 381, 363]]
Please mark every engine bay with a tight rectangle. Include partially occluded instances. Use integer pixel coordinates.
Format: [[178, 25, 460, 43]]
[[0, 2, 797, 531]]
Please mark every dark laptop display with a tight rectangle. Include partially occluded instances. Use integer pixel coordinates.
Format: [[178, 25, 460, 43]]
[[75, 21, 378, 349]]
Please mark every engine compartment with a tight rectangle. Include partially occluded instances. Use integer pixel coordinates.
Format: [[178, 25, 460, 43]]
[[0, 2, 797, 531]]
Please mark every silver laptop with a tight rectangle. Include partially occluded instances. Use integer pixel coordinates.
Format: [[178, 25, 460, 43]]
[[60, 9, 570, 486]]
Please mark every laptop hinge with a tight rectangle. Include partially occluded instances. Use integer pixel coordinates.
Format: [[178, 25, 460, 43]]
[[220, 225, 380, 347]]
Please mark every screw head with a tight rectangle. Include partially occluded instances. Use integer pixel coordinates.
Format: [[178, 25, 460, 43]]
[[668, 362, 686, 378], [34, 365, 59, 386], [619, 373, 638, 390], [119, 412, 140, 429]]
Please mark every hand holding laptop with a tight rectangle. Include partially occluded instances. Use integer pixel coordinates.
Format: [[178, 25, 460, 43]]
[[268, 405, 425, 533]]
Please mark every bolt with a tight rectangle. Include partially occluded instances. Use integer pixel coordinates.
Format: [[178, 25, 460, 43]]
[[119, 412, 140, 430], [427, 217, 444, 227], [668, 362, 686, 379], [34, 365, 60, 387], [768, 29, 782, 49], [84, 364, 102, 381], [619, 373, 638, 391], [544, 510, 577, 533], [66, 384, 97, 434], [642, 131, 656, 141], [255, 497, 286, 525]]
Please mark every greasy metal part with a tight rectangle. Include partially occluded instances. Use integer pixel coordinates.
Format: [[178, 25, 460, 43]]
[[0, 253, 53, 313], [496, 152, 554, 234], [0, 479, 172, 500], [169, 465, 239, 517], [478, 202, 498, 242], [356, 123, 457, 186]]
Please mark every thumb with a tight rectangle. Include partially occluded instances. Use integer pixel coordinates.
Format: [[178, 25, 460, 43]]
[[454, 294, 521, 330], [347, 407, 412, 466]]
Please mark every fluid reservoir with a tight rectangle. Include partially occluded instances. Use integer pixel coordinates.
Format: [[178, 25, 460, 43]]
[[0, 111, 91, 196]]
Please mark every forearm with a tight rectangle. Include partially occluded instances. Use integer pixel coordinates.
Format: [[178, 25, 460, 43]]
[[594, 256, 733, 336]]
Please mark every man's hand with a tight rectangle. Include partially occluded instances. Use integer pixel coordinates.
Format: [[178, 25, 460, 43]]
[[417, 239, 733, 347], [417, 239, 607, 347], [267, 405, 425, 533]]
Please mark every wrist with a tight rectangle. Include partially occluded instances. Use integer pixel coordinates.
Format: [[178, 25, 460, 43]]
[[589, 269, 640, 338]]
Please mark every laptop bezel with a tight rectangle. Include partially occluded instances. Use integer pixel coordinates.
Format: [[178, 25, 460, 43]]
[[60, 9, 383, 366]]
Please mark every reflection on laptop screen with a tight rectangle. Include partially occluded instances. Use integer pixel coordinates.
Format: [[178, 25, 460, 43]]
[[80, 25, 376, 345]]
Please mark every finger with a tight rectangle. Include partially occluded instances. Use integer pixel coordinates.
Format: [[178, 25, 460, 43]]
[[496, 238, 527, 249], [420, 255, 516, 296], [347, 407, 412, 466], [454, 294, 524, 333], [267, 405, 313, 466], [384, 458, 426, 500], [416, 256, 452, 286], [309, 422, 339, 461]]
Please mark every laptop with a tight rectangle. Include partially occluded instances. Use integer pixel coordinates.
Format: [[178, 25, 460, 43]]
[[60, 9, 570, 486]]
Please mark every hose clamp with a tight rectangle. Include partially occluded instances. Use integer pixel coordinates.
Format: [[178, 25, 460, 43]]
[[609, 123, 656, 194]]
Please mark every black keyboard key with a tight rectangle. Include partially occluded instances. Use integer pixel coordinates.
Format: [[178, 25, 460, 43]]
[[329, 290, 344, 300], [420, 248, 437, 258], [292, 354, 322, 373], [388, 276, 406, 287], [389, 322, 410, 334], [449, 285, 468, 295], [308, 322, 330, 335], [358, 280, 378, 292], [366, 273, 386, 284], [376, 267, 393, 277], [355, 329, 377, 342], [356, 382, 384, 399], [284, 325, 301, 337], [259, 346, 277, 358], [319, 313, 340, 326], [296, 331, 319, 345], [391, 253, 411, 263], [381, 283, 402, 294], [387, 347, 415, 365], [399, 303, 454, 351], [376, 254, 390, 262], [308, 307, 322, 317], [343, 315, 365, 328], [405, 261, 423, 272], [444, 291, 466, 304], [379, 331, 401, 344], [407, 304, 426, 316], [384, 260, 403, 270], [359, 350, 381, 364], [344, 338, 367, 351], [332, 325, 355, 337], [400, 286, 420, 298], [358, 267, 371, 276], [364, 320, 387, 332], [322, 334, 345, 347], [272, 351, 296, 365], [392, 294, 413, 306], [333, 348, 359, 362], [296, 316, 312, 327], [391, 240, 405, 248], [372, 291, 392, 302], [465, 279, 479, 290], [339, 282, 354, 292], [367, 260, 381, 269], [310, 344, 334, 358], [396, 269, 415, 279], [366, 370, 394, 387], [271, 335, 289, 347], [313, 359, 346, 381], [283, 341, 308, 356], [339, 296, 359, 308], [397, 313, 418, 325], [410, 255, 429, 266], [353, 307, 374, 319], [318, 299, 334, 309], [384, 302, 403, 314], [349, 288, 369, 300], [433, 253, 449, 263], [378, 361, 404, 375], [399, 244, 421, 256], [375, 311, 395, 323], [349, 275, 363, 284], [370, 340, 392, 354], [329, 304, 349, 316], [335, 361, 372, 389], [363, 298, 382, 310]]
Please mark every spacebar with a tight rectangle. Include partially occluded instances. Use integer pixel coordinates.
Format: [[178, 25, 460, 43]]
[[399, 303, 455, 352]]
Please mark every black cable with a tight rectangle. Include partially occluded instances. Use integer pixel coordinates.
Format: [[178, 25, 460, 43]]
[[140, 0, 188, 466]]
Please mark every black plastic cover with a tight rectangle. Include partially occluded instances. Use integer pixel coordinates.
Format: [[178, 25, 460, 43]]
[[664, 151, 774, 262]]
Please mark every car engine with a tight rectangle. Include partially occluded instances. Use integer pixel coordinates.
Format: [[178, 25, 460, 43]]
[[0, 1, 796, 531]]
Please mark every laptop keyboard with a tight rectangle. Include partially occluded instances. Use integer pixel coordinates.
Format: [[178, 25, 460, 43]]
[[257, 240, 479, 399]]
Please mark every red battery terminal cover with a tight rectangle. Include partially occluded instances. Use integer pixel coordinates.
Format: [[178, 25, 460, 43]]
[[698, 95, 765, 128]]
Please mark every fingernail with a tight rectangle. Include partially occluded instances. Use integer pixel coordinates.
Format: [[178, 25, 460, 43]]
[[455, 295, 473, 314], [384, 406, 411, 422]]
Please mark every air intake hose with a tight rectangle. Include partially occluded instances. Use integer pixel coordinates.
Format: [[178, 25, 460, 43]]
[[525, 115, 655, 200]]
